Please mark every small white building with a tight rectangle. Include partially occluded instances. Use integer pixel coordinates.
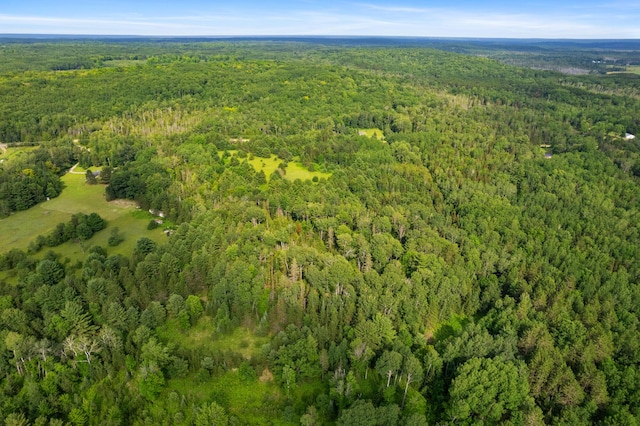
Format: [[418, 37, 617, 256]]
[[625, 133, 636, 140]]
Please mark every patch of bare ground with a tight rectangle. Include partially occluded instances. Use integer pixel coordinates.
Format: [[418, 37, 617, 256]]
[[109, 199, 138, 208], [424, 330, 435, 344], [259, 368, 274, 383]]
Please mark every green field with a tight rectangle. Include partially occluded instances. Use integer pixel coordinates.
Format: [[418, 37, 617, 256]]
[[158, 318, 269, 358], [71, 164, 101, 174], [102, 59, 147, 68], [156, 319, 290, 424], [0, 172, 166, 258], [221, 151, 331, 182], [0, 146, 38, 163], [358, 128, 386, 140], [607, 65, 640, 75], [163, 370, 291, 425], [247, 154, 281, 180], [283, 161, 331, 181]]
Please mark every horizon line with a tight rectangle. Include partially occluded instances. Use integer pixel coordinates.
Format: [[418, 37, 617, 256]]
[[1, 34, 640, 41]]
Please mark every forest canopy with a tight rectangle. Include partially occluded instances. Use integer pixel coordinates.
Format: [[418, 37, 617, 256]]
[[0, 39, 639, 425]]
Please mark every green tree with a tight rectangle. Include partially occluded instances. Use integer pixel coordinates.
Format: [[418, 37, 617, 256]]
[[134, 237, 157, 258], [100, 166, 112, 184], [185, 295, 204, 325], [402, 356, 423, 409], [376, 351, 403, 388], [108, 227, 124, 246], [282, 364, 297, 399], [139, 363, 165, 400], [195, 401, 229, 426], [87, 212, 106, 232], [76, 222, 93, 241], [36, 258, 65, 285], [447, 357, 533, 425], [336, 400, 378, 426], [86, 169, 97, 185]]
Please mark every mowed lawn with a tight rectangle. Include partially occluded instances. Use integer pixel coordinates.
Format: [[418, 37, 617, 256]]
[[0, 172, 166, 256]]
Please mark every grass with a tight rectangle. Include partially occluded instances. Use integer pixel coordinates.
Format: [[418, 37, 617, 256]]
[[157, 321, 292, 423], [35, 209, 166, 264], [164, 370, 292, 425], [157, 317, 269, 359], [102, 59, 147, 68], [606, 65, 640, 75], [0, 146, 38, 163], [358, 128, 386, 140], [247, 154, 281, 179], [71, 164, 101, 174], [220, 151, 332, 182], [0, 172, 165, 258], [284, 162, 331, 181]]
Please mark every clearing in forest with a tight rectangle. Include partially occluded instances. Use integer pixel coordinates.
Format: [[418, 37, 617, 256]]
[[0, 145, 38, 163], [606, 65, 640, 75], [158, 320, 269, 358], [248, 155, 331, 182], [358, 128, 386, 140], [220, 151, 331, 182], [0, 172, 165, 256]]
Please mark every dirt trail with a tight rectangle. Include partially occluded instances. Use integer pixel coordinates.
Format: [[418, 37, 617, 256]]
[[68, 163, 85, 174]]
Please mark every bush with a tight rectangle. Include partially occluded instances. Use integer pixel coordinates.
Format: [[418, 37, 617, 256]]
[[147, 220, 159, 230], [256, 147, 271, 158], [87, 213, 107, 232], [108, 227, 124, 246]]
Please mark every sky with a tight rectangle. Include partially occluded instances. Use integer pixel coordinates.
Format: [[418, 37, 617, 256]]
[[1, 1, 639, 39]]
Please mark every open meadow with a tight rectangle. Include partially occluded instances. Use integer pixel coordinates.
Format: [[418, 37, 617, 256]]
[[0, 145, 38, 163], [0, 171, 166, 259], [357, 128, 386, 140], [606, 65, 640, 75], [231, 152, 331, 182]]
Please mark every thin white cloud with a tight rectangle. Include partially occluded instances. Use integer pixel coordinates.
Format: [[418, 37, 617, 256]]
[[358, 3, 431, 14], [567, 1, 640, 10], [0, 4, 639, 38]]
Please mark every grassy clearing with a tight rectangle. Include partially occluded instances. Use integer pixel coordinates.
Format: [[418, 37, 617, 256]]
[[285, 162, 331, 181], [158, 318, 269, 359], [247, 154, 281, 179], [0, 172, 164, 256], [220, 151, 331, 182], [35, 209, 166, 264], [164, 371, 292, 425], [156, 322, 289, 422], [0, 146, 38, 163], [358, 128, 386, 140], [102, 59, 147, 68], [607, 65, 640, 75], [71, 164, 102, 174]]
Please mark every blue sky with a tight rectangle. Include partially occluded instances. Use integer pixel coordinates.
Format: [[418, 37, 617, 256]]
[[1, 1, 639, 38]]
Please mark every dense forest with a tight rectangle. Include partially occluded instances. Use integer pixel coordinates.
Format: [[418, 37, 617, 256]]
[[0, 39, 639, 425]]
